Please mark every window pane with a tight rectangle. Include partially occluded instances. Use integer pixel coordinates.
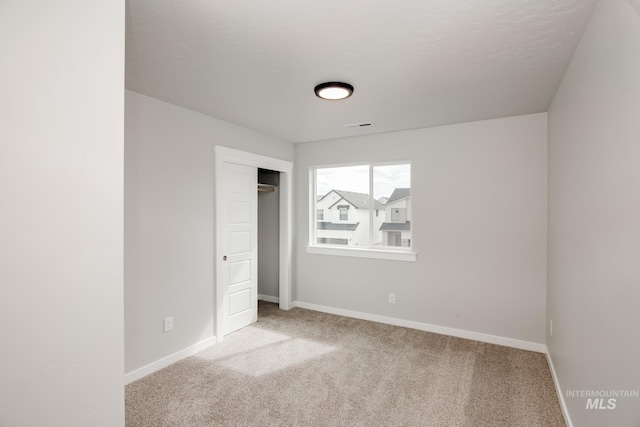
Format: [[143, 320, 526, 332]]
[[316, 165, 370, 247], [373, 164, 411, 248]]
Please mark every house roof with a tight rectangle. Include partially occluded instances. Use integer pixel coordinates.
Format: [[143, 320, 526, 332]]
[[324, 190, 385, 210], [386, 188, 411, 204], [379, 221, 411, 231], [317, 222, 359, 231]]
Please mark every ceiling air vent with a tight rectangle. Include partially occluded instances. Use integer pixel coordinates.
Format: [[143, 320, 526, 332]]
[[344, 122, 375, 129]]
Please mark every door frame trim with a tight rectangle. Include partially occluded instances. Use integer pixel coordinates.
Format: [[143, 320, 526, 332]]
[[214, 146, 293, 341]]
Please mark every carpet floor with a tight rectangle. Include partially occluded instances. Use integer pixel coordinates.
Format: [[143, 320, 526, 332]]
[[126, 301, 565, 426]]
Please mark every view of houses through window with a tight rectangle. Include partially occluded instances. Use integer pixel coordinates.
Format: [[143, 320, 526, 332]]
[[314, 163, 411, 249]]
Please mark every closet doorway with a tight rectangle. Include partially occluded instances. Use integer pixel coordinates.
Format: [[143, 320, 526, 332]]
[[257, 168, 281, 305], [214, 146, 293, 341]]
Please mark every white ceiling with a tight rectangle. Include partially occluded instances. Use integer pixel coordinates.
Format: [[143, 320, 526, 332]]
[[125, 0, 597, 143]]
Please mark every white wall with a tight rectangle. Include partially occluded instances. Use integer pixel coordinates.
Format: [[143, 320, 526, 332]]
[[547, 0, 640, 425], [0, 1, 125, 426], [125, 90, 293, 374], [295, 113, 548, 345]]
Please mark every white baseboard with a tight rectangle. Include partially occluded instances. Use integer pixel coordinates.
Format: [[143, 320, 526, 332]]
[[545, 347, 573, 427], [258, 294, 280, 303], [124, 336, 217, 385], [292, 301, 546, 353]]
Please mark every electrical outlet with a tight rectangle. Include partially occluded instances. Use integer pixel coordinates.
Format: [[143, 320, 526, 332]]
[[388, 293, 396, 304], [550, 320, 553, 337], [164, 316, 173, 333]]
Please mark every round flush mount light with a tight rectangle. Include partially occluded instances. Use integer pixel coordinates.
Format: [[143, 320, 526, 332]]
[[314, 82, 354, 100]]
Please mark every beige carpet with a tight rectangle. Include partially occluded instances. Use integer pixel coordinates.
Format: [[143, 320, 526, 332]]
[[126, 302, 565, 426]]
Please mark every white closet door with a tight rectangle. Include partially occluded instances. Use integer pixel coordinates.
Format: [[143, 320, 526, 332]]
[[221, 162, 257, 335]]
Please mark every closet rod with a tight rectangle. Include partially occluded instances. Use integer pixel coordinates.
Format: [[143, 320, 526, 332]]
[[258, 184, 276, 193]]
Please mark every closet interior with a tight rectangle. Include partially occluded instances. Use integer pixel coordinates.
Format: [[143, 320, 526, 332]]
[[257, 168, 280, 303]]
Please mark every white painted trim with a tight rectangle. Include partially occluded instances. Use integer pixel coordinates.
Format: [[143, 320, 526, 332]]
[[545, 347, 573, 427], [258, 294, 280, 303], [124, 336, 216, 385], [278, 168, 293, 311], [215, 146, 293, 172], [306, 245, 417, 262], [214, 146, 294, 342], [292, 301, 546, 353]]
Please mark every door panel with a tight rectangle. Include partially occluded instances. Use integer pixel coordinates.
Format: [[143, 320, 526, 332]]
[[229, 260, 251, 284], [229, 231, 251, 254], [229, 288, 251, 316], [229, 201, 251, 224], [222, 162, 257, 335]]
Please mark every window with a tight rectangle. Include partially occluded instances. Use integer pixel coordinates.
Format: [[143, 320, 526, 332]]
[[338, 206, 349, 220], [310, 162, 414, 261]]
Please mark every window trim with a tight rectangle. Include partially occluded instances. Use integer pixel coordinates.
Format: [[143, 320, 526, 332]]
[[309, 161, 416, 262], [338, 206, 349, 220], [306, 245, 417, 262]]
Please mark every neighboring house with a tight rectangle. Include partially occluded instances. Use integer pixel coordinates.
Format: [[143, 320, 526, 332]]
[[316, 190, 385, 246], [380, 188, 411, 247]]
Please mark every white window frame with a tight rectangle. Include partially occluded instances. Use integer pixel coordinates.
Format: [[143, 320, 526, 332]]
[[338, 206, 348, 221], [307, 161, 416, 262]]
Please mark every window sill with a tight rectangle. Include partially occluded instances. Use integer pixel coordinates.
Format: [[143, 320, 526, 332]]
[[306, 245, 417, 262]]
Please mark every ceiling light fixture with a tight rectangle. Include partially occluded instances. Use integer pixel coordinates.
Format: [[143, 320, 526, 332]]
[[314, 82, 354, 100]]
